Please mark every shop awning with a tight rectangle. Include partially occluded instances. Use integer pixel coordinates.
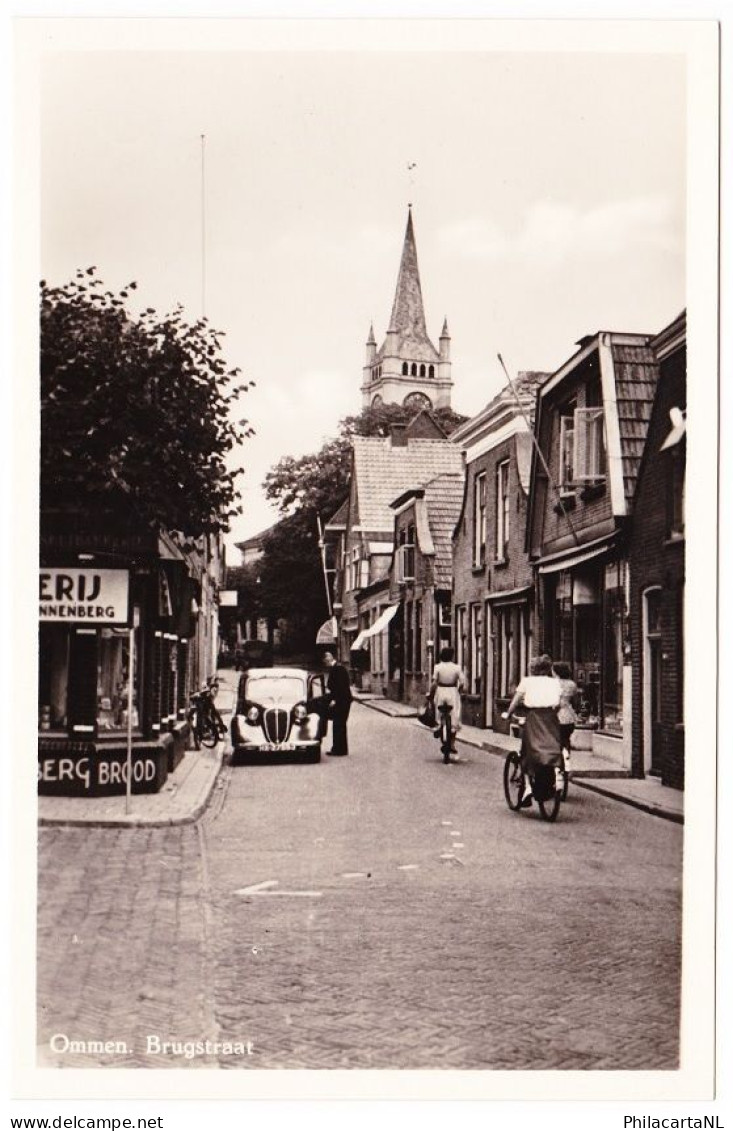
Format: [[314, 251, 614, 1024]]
[[350, 603, 399, 649], [487, 584, 533, 605], [315, 616, 338, 645], [537, 538, 616, 575]]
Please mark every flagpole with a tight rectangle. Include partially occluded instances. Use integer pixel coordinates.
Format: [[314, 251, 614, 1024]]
[[124, 621, 135, 815], [316, 514, 333, 618], [200, 133, 206, 319]]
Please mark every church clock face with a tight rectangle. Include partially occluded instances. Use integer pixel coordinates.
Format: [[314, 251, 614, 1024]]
[[403, 391, 432, 412]]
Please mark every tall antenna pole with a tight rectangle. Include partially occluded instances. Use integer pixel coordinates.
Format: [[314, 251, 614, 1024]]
[[497, 353, 580, 547], [200, 133, 206, 319]]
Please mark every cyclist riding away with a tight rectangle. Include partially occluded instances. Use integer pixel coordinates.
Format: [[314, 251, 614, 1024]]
[[502, 654, 564, 806], [428, 646, 465, 761]]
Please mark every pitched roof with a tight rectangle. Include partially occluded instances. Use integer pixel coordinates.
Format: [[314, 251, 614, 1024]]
[[423, 473, 465, 587], [352, 435, 463, 533], [324, 497, 349, 530], [377, 208, 440, 364], [610, 341, 660, 506], [450, 370, 549, 447], [235, 521, 278, 553]]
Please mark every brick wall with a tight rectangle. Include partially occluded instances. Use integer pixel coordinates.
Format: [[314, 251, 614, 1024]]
[[452, 434, 535, 727], [629, 348, 686, 789]]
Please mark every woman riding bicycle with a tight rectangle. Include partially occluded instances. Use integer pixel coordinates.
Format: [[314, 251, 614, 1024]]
[[502, 654, 563, 807], [428, 646, 465, 758]]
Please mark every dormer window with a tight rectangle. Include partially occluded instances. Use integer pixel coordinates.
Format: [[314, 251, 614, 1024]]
[[573, 407, 606, 484]]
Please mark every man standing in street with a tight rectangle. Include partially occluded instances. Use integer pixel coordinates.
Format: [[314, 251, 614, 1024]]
[[323, 651, 352, 757]]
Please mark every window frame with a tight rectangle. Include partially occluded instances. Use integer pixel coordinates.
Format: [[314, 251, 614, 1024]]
[[472, 471, 487, 568], [495, 458, 510, 562]]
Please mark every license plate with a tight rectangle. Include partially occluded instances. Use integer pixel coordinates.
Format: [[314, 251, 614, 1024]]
[[260, 742, 296, 752]]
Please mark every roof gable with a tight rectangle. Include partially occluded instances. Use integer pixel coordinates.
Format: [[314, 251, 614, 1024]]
[[352, 436, 463, 533]]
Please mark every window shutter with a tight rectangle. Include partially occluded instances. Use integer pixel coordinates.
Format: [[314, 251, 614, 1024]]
[[67, 629, 98, 736]]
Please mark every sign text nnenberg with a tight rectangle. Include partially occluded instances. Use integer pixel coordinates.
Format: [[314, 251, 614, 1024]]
[[39, 568, 130, 624]]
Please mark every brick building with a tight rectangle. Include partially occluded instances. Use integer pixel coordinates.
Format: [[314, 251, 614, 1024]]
[[526, 332, 660, 768], [628, 311, 686, 787], [450, 374, 547, 729], [379, 472, 464, 707], [325, 412, 462, 689]]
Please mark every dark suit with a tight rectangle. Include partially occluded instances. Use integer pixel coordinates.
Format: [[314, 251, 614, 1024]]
[[326, 663, 352, 756]]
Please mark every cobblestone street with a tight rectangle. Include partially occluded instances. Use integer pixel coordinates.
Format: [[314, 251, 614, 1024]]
[[37, 703, 683, 1071]]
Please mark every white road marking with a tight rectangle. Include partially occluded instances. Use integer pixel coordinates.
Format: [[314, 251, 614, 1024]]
[[441, 820, 452, 826], [450, 831, 462, 837], [234, 879, 278, 894], [342, 871, 368, 878], [234, 879, 322, 898], [397, 864, 419, 871], [453, 843, 465, 849]]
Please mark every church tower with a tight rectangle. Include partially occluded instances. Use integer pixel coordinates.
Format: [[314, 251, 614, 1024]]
[[361, 207, 453, 411]]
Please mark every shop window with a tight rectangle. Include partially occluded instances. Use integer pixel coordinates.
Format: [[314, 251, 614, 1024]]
[[495, 460, 510, 561], [551, 572, 574, 666], [602, 561, 626, 733], [96, 614, 142, 732], [473, 471, 487, 567], [38, 624, 70, 732], [494, 604, 527, 699]]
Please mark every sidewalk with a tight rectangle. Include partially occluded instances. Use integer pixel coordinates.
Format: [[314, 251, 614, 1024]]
[[37, 743, 226, 828], [354, 690, 684, 824], [37, 672, 238, 829]]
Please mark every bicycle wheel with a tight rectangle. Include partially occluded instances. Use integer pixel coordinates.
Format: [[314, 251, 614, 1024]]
[[200, 715, 219, 748], [503, 752, 525, 810], [537, 783, 562, 822], [441, 720, 452, 762]]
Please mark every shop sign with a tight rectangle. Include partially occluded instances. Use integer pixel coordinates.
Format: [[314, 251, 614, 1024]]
[[39, 569, 130, 624], [38, 750, 167, 796]]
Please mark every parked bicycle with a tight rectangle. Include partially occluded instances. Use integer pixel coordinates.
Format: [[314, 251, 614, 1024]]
[[187, 676, 227, 750]]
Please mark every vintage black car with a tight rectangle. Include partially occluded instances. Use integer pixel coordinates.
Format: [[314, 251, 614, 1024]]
[[230, 667, 326, 764]]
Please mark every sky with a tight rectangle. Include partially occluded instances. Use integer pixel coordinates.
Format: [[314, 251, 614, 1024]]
[[40, 41, 686, 557]]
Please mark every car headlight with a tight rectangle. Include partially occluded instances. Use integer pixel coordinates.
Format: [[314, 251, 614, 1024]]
[[292, 703, 307, 723], [246, 706, 260, 725]]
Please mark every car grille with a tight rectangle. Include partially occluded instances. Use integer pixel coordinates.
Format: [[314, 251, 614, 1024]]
[[263, 707, 290, 744]]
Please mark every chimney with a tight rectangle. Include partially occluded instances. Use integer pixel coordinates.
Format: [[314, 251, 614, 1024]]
[[390, 423, 408, 448]]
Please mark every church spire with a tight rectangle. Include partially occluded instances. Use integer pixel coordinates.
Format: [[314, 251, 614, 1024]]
[[387, 206, 430, 347]]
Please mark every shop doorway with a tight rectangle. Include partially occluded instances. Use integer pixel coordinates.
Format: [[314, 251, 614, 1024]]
[[643, 587, 664, 776]]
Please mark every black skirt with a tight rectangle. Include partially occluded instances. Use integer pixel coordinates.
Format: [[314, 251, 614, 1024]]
[[521, 707, 562, 772]]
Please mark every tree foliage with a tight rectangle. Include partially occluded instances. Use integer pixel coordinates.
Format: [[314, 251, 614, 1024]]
[[41, 269, 253, 535], [257, 401, 467, 650]]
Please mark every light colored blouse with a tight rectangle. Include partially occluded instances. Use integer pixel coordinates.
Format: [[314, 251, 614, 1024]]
[[432, 661, 464, 689], [515, 675, 561, 709]]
